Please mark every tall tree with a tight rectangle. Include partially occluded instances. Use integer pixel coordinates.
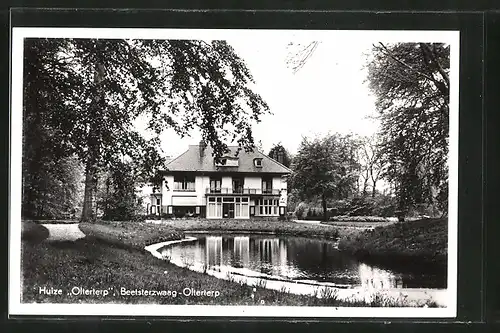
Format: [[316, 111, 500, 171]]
[[290, 134, 360, 221], [22, 39, 85, 219], [366, 42, 449, 217], [23, 38, 269, 221], [358, 134, 386, 198], [268, 142, 292, 168]]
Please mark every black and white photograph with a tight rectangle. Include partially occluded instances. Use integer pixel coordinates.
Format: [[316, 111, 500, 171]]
[[9, 28, 459, 318]]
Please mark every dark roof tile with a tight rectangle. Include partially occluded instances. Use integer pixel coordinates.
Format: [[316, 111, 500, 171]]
[[163, 145, 291, 174]]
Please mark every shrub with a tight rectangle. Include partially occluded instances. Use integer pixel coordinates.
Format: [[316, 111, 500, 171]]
[[328, 195, 398, 218], [294, 202, 307, 219], [132, 214, 146, 222], [278, 214, 293, 222]]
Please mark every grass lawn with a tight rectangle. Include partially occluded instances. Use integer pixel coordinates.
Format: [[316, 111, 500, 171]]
[[78, 220, 185, 250], [338, 218, 448, 270], [21, 219, 437, 307]]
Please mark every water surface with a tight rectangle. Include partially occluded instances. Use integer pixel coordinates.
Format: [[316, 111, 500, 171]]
[[158, 234, 446, 290]]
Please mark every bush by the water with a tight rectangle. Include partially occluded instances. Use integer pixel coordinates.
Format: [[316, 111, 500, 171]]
[[291, 194, 445, 222], [293, 195, 397, 221]]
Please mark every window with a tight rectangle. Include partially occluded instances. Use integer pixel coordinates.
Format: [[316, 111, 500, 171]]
[[152, 196, 161, 215], [216, 157, 239, 167], [254, 158, 263, 167], [174, 175, 195, 191], [210, 177, 222, 193], [232, 177, 244, 193], [262, 177, 272, 194], [208, 196, 249, 218], [207, 196, 223, 218], [255, 198, 279, 216], [234, 197, 249, 218]]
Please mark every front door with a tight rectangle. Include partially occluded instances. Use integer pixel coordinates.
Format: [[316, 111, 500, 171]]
[[223, 202, 235, 218]]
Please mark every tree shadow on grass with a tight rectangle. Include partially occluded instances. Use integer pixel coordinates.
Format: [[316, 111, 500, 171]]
[[21, 221, 49, 243]]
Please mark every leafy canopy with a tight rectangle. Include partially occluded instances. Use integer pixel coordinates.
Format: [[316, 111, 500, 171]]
[[268, 142, 292, 168], [366, 42, 449, 213], [24, 38, 270, 179], [23, 38, 270, 219], [290, 134, 360, 202]]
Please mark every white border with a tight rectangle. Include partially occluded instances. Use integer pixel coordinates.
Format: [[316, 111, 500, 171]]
[[9, 27, 460, 318]]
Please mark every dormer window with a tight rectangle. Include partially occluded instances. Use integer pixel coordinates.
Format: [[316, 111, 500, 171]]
[[215, 156, 238, 167], [254, 158, 263, 167], [215, 156, 239, 167]]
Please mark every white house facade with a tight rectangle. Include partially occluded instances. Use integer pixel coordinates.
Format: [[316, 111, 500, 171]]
[[148, 142, 291, 219]]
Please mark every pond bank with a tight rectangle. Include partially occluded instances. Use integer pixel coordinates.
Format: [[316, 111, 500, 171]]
[[338, 218, 448, 268], [159, 218, 342, 240]]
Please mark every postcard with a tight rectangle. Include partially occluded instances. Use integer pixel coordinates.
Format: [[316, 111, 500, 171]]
[[9, 27, 459, 318]]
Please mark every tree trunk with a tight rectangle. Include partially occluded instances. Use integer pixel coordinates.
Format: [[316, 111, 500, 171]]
[[362, 177, 368, 197], [105, 177, 110, 219], [371, 180, 377, 198], [81, 61, 106, 222], [81, 159, 97, 221], [322, 194, 328, 222]]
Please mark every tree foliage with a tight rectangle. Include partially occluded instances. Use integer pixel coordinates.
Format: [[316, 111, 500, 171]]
[[22, 39, 85, 219], [357, 134, 386, 198], [366, 42, 449, 216], [290, 134, 360, 221], [98, 161, 143, 221], [23, 38, 269, 220], [22, 155, 84, 219], [268, 142, 292, 168]]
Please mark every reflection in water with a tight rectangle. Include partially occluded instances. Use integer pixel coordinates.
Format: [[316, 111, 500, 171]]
[[206, 236, 223, 267], [358, 263, 404, 289], [233, 236, 250, 267], [159, 234, 445, 289]]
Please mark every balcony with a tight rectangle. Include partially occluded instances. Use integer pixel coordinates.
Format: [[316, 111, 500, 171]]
[[205, 187, 280, 195]]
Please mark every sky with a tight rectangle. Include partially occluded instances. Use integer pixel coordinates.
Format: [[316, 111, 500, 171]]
[[154, 35, 379, 159]]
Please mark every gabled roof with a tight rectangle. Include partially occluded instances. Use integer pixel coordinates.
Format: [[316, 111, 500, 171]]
[[163, 145, 292, 174]]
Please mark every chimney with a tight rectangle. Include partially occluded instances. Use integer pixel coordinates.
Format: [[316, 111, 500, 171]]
[[199, 140, 207, 158]]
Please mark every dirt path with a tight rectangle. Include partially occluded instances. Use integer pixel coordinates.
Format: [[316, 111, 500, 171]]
[[42, 223, 86, 242]]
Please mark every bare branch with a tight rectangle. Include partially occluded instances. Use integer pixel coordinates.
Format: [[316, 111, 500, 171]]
[[375, 42, 439, 87], [420, 43, 450, 87]]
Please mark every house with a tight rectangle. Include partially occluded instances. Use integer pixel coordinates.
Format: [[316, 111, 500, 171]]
[[148, 141, 291, 219]]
